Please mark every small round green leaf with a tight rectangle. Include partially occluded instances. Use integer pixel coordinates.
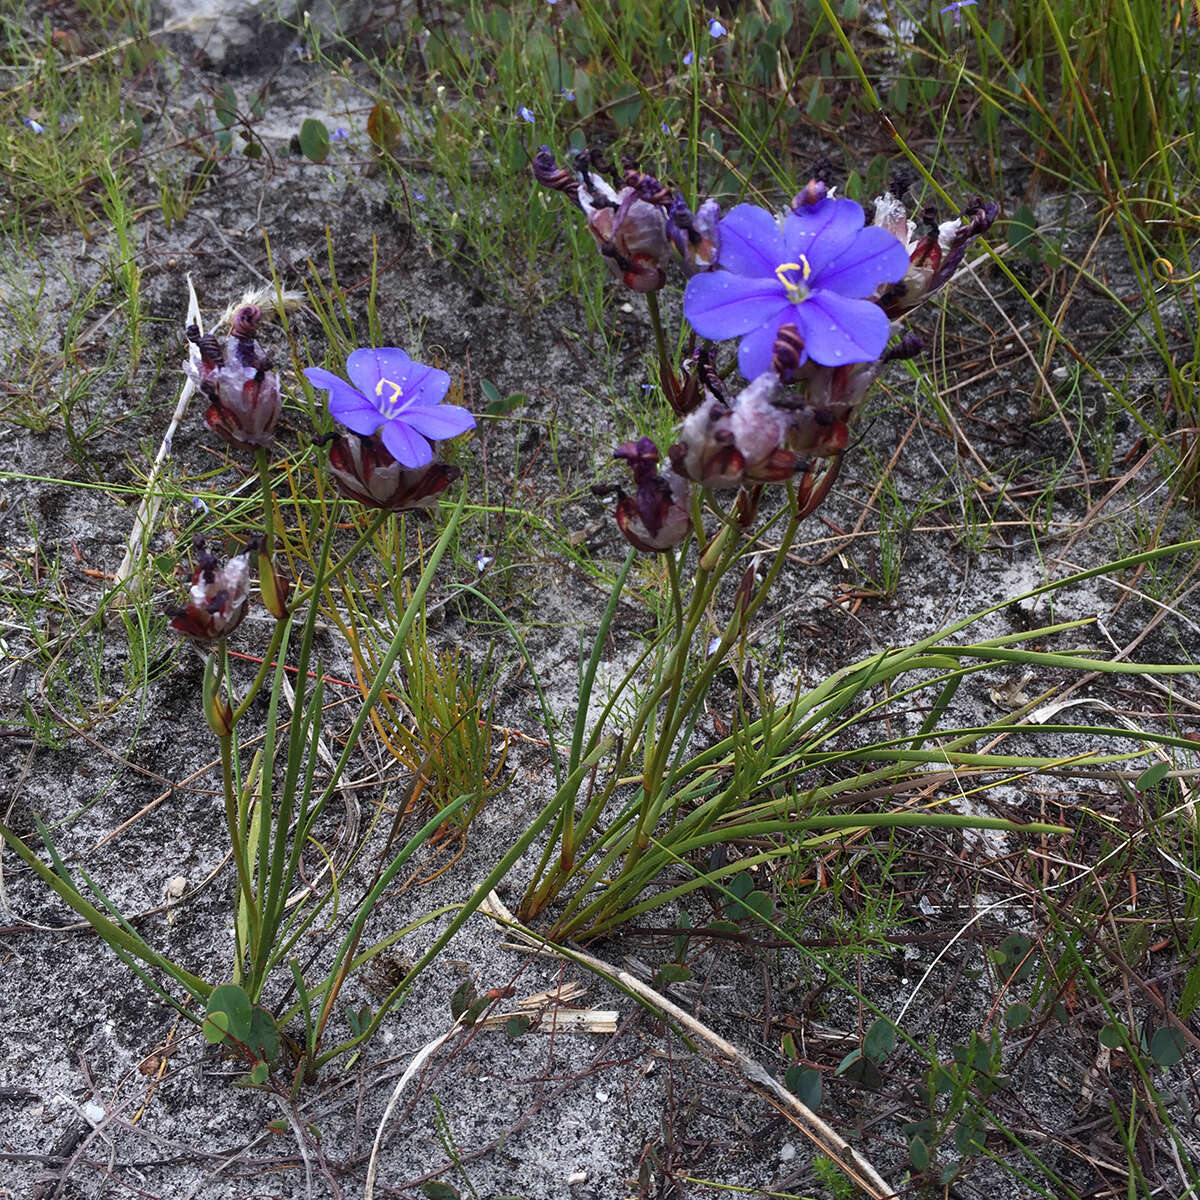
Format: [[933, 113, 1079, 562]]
[[1150, 1026, 1187, 1069], [1135, 761, 1170, 791], [784, 1065, 821, 1109], [864, 1018, 896, 1065], [1099, 1023, 1126, 1049], [207, 983, 253, 1043], [202, 1010, 231, 1044], [299, 118, 330, 163], [1004, 1003, 1032, 1030]]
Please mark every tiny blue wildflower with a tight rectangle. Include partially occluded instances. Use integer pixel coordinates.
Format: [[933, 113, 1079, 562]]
[[518, 105, 536, 123], [560, 87, 575, 101], [939, 0, 977, 24], [683, 196, 910, 379], [23, 116, 44, 133], [708, 17, 727, 37], [682, 50, 696, 65], [305, 348, 476, 469], [660, 122, 672, 135], [475, 554, 494, 572], [191, 496, 209, 516], [330, 126, 349, 141]]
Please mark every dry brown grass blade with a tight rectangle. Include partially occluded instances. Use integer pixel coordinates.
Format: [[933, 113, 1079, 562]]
[[480, 891, 898, 1200]]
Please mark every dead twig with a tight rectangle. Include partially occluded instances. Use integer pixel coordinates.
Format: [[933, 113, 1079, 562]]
[[479, 890, 898, 1200]]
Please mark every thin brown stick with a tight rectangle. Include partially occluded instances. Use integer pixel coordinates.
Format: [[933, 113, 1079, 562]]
[[480, 891, 898, 1200]]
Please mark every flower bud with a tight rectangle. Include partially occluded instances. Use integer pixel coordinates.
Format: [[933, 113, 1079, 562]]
[[791, 179, 829, 212], [325, 432, 459, 510], [202, 656, 234, 736], [605, 437, 691, 553], [168, 538, 252, 641], [670, 374, 812, 488], [531, 145, 581, 203], [256, 541, 291, 621]]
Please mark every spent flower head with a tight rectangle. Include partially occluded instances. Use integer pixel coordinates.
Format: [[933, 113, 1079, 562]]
[[324, 431, 461, 510], [683, 189, 910, 380], [168, 538, 252, 641], [305, 348, 475, 469], [533, 147, 671, 292], [186, 304, 281, 450], [874, 191, 999, 317], [603, 437, 691, 553]]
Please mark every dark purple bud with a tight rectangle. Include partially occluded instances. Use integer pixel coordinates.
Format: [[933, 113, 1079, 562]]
[[327, 432, 460, 510], [532, 145, 581, 204], [622, 163, 673, 207], [168, 537, 252, 641], [882, 332, 925, 363], [790, 179, 829, 212], [771, 323, 806, 381], [229, 304, 263, 340], [187, 325, 224, 367]]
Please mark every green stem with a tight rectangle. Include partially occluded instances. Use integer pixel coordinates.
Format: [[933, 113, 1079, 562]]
[[229, 502, 384, 728], [219, 727, 259, 981], [256, 447, 274, 559]]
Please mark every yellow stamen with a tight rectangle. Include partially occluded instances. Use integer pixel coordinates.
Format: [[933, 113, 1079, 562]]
[[375, 377, 404, 409], [774, 255, 812, 303]]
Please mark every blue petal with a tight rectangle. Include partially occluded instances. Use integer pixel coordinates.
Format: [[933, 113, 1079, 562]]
[[347, 347, 411, 400], [811, 227, 910, 297], [716, 205, 789, 278], [381, 419, 434, 468], [684, 272, 790, 340], [388, 361, 452, 410], [737, 315, 797, 380], [400, 403, 476, 441], [795, 292, 891, 366], [783, 198, 864, 276], [304, 367, 382, 434]]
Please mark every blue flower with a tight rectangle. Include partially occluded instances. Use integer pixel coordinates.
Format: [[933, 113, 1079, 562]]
[[304, 348, 475, 469], [682, 50, 696, 65], [560, 87, 575, 101], [683, 196, 910, 379], [518, 105, 535, 123], [708, 17, 727, 37], [939, 0, 977, 24], [23, 116, 44, 133], [330, 126, 349, 141]]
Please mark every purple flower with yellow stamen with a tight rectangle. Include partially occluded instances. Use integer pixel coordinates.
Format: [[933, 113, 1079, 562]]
[[304, 348, 475, 469], [683, 192, 910, 381]]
